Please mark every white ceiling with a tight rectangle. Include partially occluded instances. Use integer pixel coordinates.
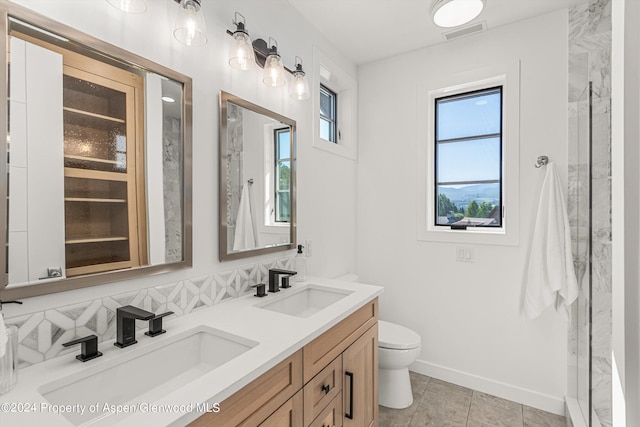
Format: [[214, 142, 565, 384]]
[[286, 0, 587, 65]]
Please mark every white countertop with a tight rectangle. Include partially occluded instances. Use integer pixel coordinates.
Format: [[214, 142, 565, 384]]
[[0, 277, 383, 427]]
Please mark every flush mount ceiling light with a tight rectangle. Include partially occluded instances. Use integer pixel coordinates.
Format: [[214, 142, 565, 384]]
[[228, 12, 255, 71], [173, 0, 208, 46], [431, 0, 485, 28], [105, 0, 147, 14]]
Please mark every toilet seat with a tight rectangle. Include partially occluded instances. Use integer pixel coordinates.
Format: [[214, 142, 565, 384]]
[[378, 320, 421, 350]]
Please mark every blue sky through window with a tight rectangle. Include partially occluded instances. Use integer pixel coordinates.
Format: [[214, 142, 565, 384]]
[[435, 87, 502, 226]]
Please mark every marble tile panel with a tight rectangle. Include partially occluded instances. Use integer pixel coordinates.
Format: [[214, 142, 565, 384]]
[[468, 391, 524, 427]]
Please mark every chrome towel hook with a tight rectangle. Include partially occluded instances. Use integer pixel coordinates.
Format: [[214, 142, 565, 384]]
[[535, 156, 549, 168]]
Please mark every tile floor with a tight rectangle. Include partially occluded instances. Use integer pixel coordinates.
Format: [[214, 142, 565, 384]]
[[379, 372, 567, 427]]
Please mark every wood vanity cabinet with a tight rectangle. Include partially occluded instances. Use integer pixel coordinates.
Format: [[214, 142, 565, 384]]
[[190, 298, 378, 427]]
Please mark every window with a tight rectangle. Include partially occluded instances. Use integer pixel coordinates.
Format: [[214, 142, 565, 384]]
[[274, 128, 291, 223], [434, 87, 503, 228], [319, 84, 337, 143]]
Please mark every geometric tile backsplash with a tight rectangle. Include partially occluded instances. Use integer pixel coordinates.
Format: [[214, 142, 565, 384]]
[[4, 256, 294, 369]]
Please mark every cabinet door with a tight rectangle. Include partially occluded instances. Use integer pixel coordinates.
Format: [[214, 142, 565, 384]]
[[342, 324, 378, 427], [259, 390, 303, 427]]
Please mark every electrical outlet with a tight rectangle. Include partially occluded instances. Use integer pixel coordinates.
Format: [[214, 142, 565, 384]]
[[305, 240, 313, 257], [456, 246, 474, 263]]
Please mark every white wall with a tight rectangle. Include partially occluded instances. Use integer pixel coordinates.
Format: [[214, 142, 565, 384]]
[[357, 10, 569, 414], [4, 0, 358, 314]]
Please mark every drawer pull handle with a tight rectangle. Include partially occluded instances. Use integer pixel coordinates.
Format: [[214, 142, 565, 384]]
[[321, 384, 331, 394], [345, 371, 354, 420]]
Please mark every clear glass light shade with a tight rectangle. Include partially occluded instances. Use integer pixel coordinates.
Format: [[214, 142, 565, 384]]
[[174, 0, 208, 46], [290, 71, 310, 100], [229, 32, 255, 70], [432, 0, 485, 28], [262, 54, 286, 87], [106, 0, 147, 14]]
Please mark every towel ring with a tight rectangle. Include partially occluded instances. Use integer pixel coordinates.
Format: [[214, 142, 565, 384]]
[[535, 156, 549, 168]]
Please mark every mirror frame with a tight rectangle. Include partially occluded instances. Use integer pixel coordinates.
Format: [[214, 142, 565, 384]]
[[219, 91, 296, 261], [0, 1, 193, 300]]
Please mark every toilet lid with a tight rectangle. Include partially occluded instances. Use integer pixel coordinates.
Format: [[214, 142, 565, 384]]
[[378, 320, 421, 350]]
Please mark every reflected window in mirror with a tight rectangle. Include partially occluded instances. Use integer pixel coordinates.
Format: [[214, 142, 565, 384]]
[[274, 128, 291, 223], [1, 4, 192, 300]]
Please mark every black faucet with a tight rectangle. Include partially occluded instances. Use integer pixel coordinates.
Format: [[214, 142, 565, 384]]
[[114, 305, 155, 348], [268, 268, 297, 293]]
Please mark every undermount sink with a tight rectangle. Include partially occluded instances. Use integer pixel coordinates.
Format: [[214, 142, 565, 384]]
[[39, 326, 257, 426], [256, 284, 353, 317]]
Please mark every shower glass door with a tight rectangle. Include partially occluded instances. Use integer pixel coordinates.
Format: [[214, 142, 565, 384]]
[[575, 82, 592, 425]]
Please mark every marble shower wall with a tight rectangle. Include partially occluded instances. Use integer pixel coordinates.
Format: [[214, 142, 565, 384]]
[[567, 1, 612, 426], [3, 256, 294, 369]]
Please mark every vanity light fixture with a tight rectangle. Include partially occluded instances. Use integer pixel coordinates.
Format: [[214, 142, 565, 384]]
[[225, 12, 310, 97], [173, 0, 208, 46], [290, 57, 310, 100], [262, 38, 286, 87], [106, 0, 148, 14], [228, 12, 255, 71], [431, 0, 485, 28]]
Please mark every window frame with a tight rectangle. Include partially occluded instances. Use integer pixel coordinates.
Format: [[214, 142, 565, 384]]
[[319, 83, 338, 143], [416, 61, 520, 246], [274, 127, 291, 223], [433, 86, 504, 228], [312, 46, 358, 160]]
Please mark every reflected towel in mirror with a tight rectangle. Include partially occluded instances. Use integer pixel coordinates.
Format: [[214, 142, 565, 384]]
[[523, 162, 579, 319], [233, 183, 259, 251]]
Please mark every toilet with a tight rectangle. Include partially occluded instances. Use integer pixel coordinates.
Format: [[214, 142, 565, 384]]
[[333, 274, 422, 409], [378, 320, 422, 409]]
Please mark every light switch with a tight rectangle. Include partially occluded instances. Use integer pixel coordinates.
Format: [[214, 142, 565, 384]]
[[456, 246, 474, 263]]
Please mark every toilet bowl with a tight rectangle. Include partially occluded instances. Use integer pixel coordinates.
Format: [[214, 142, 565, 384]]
[[378, 320, 421, 409]]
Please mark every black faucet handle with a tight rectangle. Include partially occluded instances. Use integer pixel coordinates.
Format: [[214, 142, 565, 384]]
[[62, 335, 102, 362], [281, 276, 292, 289], [252, 283, 267, 297], [145, 311, 174, 337]]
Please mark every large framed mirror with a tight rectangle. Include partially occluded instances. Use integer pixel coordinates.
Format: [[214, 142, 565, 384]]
[[0, 1, 192, 300], [219, 91, 296, 261]]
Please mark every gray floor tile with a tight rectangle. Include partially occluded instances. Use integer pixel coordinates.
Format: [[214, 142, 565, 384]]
[[380, 373, 565, 427], [468, 391, 524, 427], [523, 406, 567, 427]]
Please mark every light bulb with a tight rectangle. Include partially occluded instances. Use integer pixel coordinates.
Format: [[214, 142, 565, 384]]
[[229, 32, 255, 70], [289, 62, 310, 100], [174, 0, 207, 46], [263, 53, 286, 87]]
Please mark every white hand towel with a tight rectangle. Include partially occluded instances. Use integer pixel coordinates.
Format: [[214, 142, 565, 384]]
[[233, 184, 257, 251], [0, 313, 7, 358], [524, 162, 579, 319]]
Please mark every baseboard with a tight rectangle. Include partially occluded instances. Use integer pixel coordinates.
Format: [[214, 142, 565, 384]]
[[410, 359, 566, 416]]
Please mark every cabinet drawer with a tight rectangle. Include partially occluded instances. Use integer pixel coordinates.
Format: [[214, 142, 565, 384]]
[[303, 298, 377, 383], [308, 392, 343, 427], [189, 350, 302, 427], [303, 356, 342, 425], [259, 390, 303, 427]]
